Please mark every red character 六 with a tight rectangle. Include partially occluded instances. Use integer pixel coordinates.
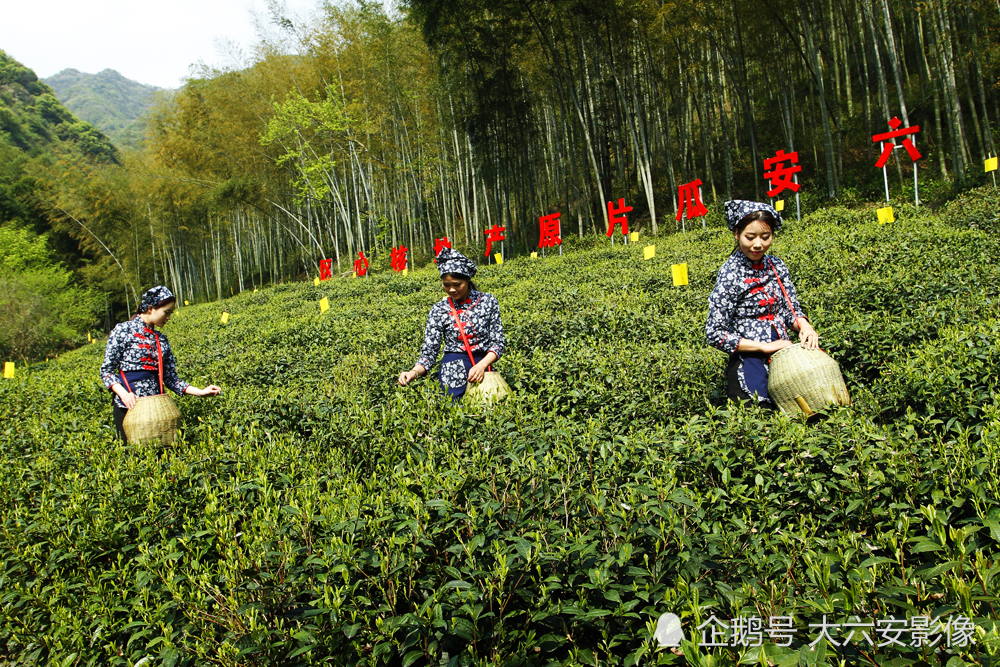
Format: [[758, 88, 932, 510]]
[[606, 199, 632, 237], [538, 213, 562, 248], [675, 180, 708, 221], [391, 246, 408, 272], [484, 225, 506, 257], [354, 251, 369, 276], [319, 258, 333, 281], [763, 150, 802, 198], [872, 117, 922, 168]]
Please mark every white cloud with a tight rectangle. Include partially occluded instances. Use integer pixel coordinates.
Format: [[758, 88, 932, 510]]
[[0, 0, 322, 88]]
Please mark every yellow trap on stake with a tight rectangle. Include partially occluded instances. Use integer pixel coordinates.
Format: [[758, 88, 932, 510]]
[[672, 263, 688, 286], [877, 207, 894, 224]]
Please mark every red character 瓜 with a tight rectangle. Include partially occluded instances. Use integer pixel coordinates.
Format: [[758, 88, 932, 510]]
[[675, 180, 708, 221]]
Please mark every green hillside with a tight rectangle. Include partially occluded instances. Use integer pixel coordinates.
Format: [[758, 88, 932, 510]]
[[1, 194, 998, 664], [43, 68, 161, 149]]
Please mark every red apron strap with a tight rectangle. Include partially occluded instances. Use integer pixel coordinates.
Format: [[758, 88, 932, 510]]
[[120, 370, 132, 393], [449, 297, 478, 365], [155, 332, 165, 394], [768, 258, 798, 320]]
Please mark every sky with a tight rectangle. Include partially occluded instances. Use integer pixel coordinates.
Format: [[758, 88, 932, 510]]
[[0, 0, 330, 89]]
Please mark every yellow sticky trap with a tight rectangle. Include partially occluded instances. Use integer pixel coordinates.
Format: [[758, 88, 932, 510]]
[[530, 252, 538, 259], [877, 206, 894, 224], [402, 268, 408, 276], [319, 297, 330, 313], [87, 332, 92, 342], [253, 288, 257, 293], [494, 253, 504, 264], [671, 263, 689, 286], [3, 362, 14, 379], [184, 300, 189, 306], [775, 200, 785, 211], [220, 312, 230, 324], [353, 271, 358, 278], [643, 245, 656, 260], [313, 277, 320, 287], [630, 232, 639, 243], [92, 339, 95, 344], [986, 157, 998, 172]]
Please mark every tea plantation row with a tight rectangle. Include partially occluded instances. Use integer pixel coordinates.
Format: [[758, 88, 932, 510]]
[[1, 191, 999, 665]]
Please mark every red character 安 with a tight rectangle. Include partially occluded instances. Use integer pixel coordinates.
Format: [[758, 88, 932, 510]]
[[763, 150, 802, 198]]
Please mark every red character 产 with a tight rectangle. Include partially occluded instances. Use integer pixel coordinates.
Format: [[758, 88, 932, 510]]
[[484, 225, 506, 257]]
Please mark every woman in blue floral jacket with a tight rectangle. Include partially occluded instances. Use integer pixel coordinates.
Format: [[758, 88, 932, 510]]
[[398, 248, 506, 398], [706, 201, 820, 407], [100, 286, 220, 440]]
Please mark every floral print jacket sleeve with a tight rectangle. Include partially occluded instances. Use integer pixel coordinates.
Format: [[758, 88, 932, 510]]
[[705, 253, 806, 354], [100, 316, 189, 408], [416, 290, 506, 371]]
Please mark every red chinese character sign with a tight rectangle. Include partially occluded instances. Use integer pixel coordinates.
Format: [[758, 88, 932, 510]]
[[484, 225, 506, 261], [763, 150, 802, 221], [606, 199, 632, 244], [319, 258, 333, 281], [354, 251, 369, 277], [391, 246, 408, 272], [538, 213, 562, 255], [675, 180, 708, 232], [434, 237, 451, 261], [872, 116, 921, 205]]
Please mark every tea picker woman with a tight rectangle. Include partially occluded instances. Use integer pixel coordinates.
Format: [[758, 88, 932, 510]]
[[100, 286, 221, 441], [397, 248, 506, 398], [705, 201, 820, 407]]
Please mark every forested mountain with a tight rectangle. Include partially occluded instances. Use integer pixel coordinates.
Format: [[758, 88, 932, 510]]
[[0, 49, 119, 361], [43, 68, 161, 148]]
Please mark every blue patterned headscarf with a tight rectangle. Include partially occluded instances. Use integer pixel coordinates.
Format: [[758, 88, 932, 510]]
[[724, 200, 783, 232], [138, 285, 175, 314], [437, 247, 477, 279]]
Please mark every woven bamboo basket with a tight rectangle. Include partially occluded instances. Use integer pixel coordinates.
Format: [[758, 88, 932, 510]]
[[465, 371, 512, 405], [123, 394, 182, 444], [768, 344, 851, 416]]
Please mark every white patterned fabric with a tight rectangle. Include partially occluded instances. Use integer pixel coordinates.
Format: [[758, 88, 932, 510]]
[[416, 289, 505, 372], [100, 316, 189, 408], [724, 200, 783, 231]]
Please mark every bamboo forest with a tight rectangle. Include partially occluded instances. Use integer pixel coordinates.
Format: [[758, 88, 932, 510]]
[[4, 0, 998, 334]]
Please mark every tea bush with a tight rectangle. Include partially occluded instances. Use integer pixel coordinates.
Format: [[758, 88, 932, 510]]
[[1, 201, 1000, 666]]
